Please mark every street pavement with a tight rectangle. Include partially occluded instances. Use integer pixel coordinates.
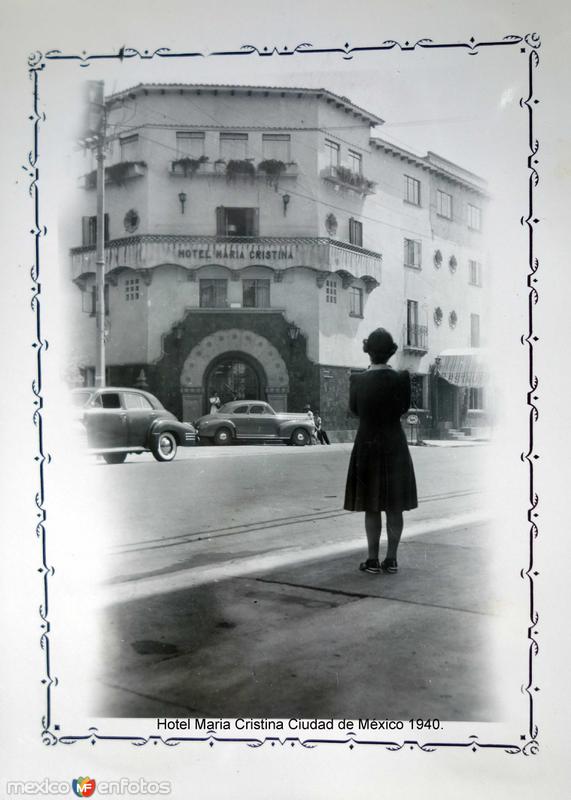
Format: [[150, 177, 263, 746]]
[[89, 443, 501, 722]]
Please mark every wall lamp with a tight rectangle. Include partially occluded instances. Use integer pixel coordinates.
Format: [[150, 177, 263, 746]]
[[282, 193, 290, 216], [287, 322, 300, 344], [178, 191, 187, 214]]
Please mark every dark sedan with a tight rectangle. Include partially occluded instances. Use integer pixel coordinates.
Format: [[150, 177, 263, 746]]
[[194, 401, 315, 446], [72, 387, 196, 463]]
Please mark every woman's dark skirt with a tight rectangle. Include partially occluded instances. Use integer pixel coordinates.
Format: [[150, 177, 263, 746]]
[[344, 430, 418, 512]]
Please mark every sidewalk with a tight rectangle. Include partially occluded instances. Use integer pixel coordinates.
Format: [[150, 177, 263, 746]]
[[97, 517, 501, 722]]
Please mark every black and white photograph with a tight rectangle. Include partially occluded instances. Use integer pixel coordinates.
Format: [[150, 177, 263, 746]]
[[1, 1, 569, 797]]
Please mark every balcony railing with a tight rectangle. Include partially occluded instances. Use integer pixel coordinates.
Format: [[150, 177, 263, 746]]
[[403, 324, 428, 353], [321, 165, 376, 195], [169, 159, 299, 181], [70, 234, 382, 285], [81, 161, 147, 189]]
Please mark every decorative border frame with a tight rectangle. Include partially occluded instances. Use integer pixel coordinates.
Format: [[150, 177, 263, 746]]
[[28, 33, 541, 755]]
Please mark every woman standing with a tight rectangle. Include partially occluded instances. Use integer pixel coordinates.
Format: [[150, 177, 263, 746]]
[[344, 328, 418, 574]]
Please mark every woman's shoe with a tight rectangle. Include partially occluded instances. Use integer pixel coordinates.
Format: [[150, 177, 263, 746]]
[[359, 559, 381, 574], [380, 558, 398, 574]]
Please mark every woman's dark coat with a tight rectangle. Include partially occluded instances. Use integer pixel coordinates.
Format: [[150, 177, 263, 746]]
[[344, 367, 418, 512]]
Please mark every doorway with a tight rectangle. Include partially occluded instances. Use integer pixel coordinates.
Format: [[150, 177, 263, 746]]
[[204, 354, 264, 410]]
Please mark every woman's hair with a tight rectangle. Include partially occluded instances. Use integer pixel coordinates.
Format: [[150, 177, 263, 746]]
[[362, 328, 398, 364]]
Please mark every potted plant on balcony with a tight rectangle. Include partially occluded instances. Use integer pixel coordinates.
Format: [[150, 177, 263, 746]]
[[257, 159, 286, 189], [225, 159, 256, 182], [171, 154, 208, 177]]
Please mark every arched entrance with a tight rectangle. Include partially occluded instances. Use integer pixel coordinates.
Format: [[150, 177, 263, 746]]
[[204, 353, 264, 408], [179, 328, 290, 422]]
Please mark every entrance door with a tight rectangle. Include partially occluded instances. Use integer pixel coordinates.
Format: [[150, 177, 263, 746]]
[[205, 356, 262, 410]]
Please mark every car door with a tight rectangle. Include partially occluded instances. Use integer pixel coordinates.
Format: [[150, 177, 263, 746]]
[[248, 403, 278, 437], [229, 404, 251, 438], [123, 391, 158, 447], [83, 390, 128, 448]]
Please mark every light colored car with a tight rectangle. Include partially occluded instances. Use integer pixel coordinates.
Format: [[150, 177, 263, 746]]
[[195, 401, 315, 446], [72, 387, 196, 463]]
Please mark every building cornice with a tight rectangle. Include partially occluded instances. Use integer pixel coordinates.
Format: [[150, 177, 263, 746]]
[[106, 83, 384, 127], [370, 137, 489, 198]]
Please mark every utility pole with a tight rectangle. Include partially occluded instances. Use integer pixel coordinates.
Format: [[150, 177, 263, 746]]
[[93, 81, 106, 387], [95, 128, 106, 387], [83, 80, 107, 387]]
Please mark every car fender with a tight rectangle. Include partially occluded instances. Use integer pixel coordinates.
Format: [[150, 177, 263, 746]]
[[198, 417, 237, 440], [277, 419, 313, 437], [147, 418, 194, 446]]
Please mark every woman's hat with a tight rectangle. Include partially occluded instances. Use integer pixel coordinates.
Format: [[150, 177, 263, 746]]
[[363, 328, 397, 357]]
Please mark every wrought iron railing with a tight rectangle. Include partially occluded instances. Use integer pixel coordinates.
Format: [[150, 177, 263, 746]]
[[403, 324, 428, 352]]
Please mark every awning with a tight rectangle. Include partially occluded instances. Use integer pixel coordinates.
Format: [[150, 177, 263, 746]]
[[436, 349, 487, 388]]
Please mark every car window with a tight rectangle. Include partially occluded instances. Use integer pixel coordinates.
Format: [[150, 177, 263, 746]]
[[72, 391, 93, 408], [232, 405, 249, 414], [249, 405, 265, 414], [100, 392, 122, 409], [124, 392, 153, 410]]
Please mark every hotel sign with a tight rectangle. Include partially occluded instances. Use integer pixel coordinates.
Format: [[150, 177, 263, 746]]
[[176, 243, 296, 262]]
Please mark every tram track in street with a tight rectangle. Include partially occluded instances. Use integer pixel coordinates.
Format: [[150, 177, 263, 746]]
[[111, 487, 483, 555]]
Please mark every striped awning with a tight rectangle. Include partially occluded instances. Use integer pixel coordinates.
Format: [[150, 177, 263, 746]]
[[437, 349, 487, 388]]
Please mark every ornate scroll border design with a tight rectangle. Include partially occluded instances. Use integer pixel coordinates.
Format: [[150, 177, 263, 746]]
[[28, 33, 541, 753]]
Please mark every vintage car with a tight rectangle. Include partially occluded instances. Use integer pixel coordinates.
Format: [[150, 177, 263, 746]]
[[72, 387, 196, 463], [194, 401, 315, 446]]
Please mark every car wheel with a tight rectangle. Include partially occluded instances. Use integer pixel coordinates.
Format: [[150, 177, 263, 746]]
[[214, 427, 232, 446], [152, 432, 178, 462], [291, 428, 310, 446], [103, 452, 127, 465]]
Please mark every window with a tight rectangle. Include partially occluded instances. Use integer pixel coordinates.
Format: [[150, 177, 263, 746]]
[[220, 132, 248, 160], [325, 139, 340, 168], [262, 133, 291, 161], [437, 190, 453, 219], [469, 260, 482, 286], [349, 218, 363, 247], [348, 149, 362, 175], [216, 207, 259, 236], [410, 374, 426, 409], [124, 392, 153, 410], [469, 387, 484, 410], [199, 279, 228, 308], [349, 286, 363, 317], [243, 279, 270, 308], [249, 404, 268, 414], [406, 300, 419, 344], [89, 284, 109, 316], [119, 134, 139, 162], [82, 214, 110, 246], [468, 203, 482, 231], [404, 175, 421, 205], [125, 277, 140, 301], [176, 131, 205, 158], [325, 279, 337, 304], [404, 238, 422, 269], [100, 392, 122, 409], [470, 313, 481, 347], [232, 405, 249, 414]]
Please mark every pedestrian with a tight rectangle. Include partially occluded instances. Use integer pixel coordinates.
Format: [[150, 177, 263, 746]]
[[304, 404, 318, 444], [315, 411, 331, 445], [344, 328, 418, 574], [209, 392, 221, 414]]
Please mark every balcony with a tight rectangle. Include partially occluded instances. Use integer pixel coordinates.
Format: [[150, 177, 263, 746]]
[[70, 234, 382, 286], [169, 158, 299, 182], [321, 165, 376, 195], [81, 161, 147, 189], [403, 324, 428, 354]]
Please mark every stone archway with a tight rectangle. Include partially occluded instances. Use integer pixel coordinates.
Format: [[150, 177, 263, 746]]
[[180, 328, 290, 421]]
